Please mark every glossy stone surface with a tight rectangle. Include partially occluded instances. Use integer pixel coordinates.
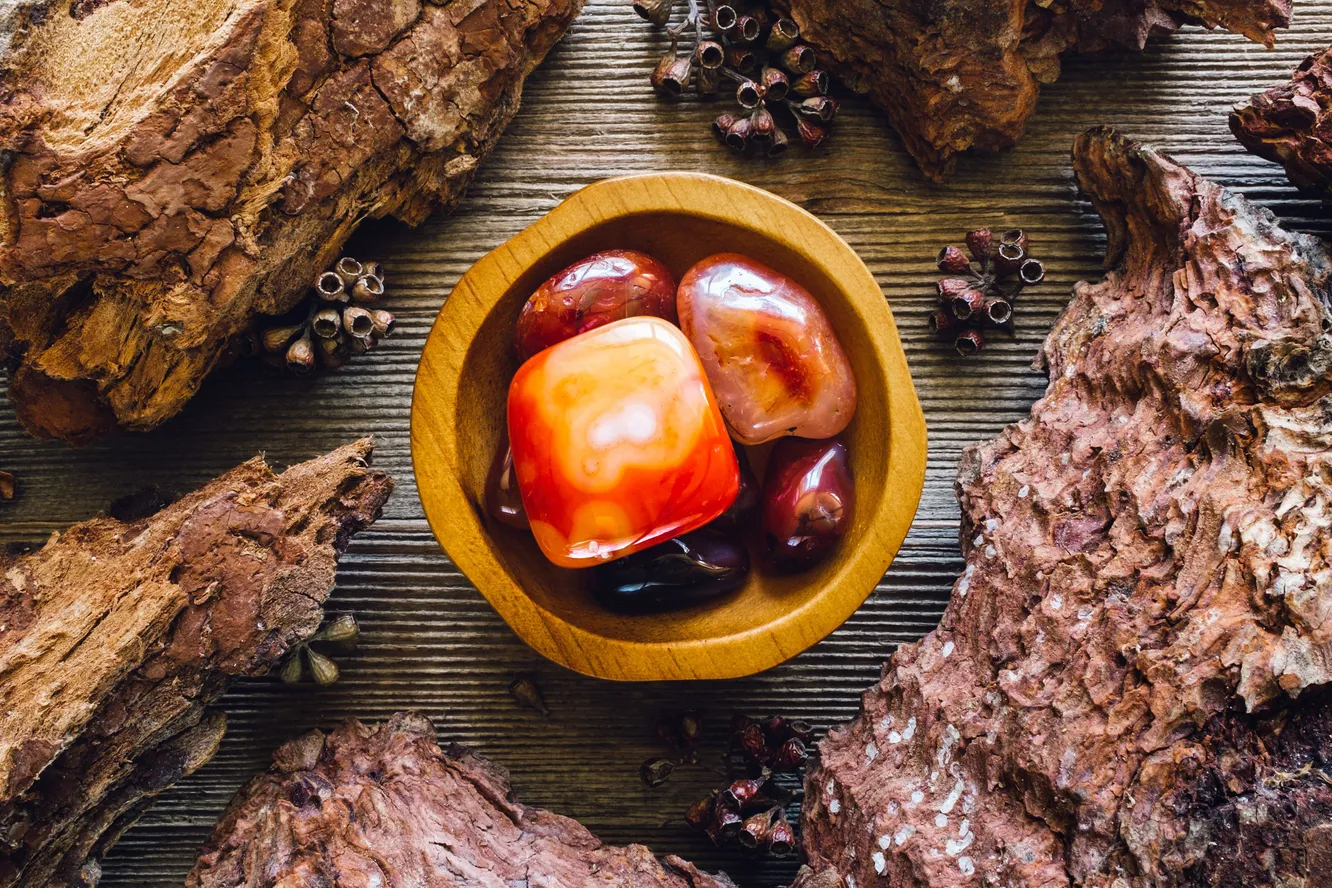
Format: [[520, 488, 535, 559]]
[[678, 253, 857, 445], [593, 529, 750, 613], [484, 434, 528, 529], [762, 437, 853, 572], [508, 316, 739, 568], [515, 249, 677, 361], [709, 445, 761, 531]]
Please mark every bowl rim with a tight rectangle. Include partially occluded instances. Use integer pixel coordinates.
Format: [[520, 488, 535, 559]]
[[411, 171, 927, 681]]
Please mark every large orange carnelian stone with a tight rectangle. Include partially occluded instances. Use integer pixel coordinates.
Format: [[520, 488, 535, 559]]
[[508, 317, 740, 568]]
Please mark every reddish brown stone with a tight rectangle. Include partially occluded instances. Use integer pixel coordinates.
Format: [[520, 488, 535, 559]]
[[1232, 46, 1332, 200], [800, 128, 1332, 888]]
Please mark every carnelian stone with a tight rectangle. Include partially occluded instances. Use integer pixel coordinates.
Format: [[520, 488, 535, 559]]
[[507, 316, 740, 568], [678, 253, 857, 445], [514, 249, 677, 362]]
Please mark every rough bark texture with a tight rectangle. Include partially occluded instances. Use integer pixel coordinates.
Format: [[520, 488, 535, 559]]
[[189, 711, 732, 888], [0, 439, 393, 888], [0, 0, 583, 443], [799, 128, 1332, 888], [779, 0, 1288, 180], [1231, 47, 1332, 200]]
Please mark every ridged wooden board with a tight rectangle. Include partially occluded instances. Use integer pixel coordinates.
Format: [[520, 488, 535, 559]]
[[2, 0, 1332, 882]]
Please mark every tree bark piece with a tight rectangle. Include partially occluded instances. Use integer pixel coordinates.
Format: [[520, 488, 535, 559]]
[[798, 127, 1332, 888], [1231, 46, 1332, 199], [189, 711, 732, 888], [0, 439, 393, 888], [0, 0, 583, 443], [779, 0, 1288, 179]]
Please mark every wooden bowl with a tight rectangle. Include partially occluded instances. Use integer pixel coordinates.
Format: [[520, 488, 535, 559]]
[[412, 173, 926, 681]]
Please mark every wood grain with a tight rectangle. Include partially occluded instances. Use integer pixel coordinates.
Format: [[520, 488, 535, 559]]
[[413, 172, 926, 681], [2, 0, 1332, 882]]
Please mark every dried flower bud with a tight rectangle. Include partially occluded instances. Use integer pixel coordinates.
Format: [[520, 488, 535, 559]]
[[370, 309, 396, 338], [937, 277, 972, 300], [750, 107, 776, 140], [760, 66, 789, 102], [285, 334, 316, 373], [1019, 258, 1045, 285], [684, 792, 718, 830], [1000, 228, 1028, 250], [343, 305, 376, 341], [640, 757, 677, 788], [280, 652, 304, 684], [796, 96, 839, 122], [738, 808, 774, 849], [736, 79, 763, 109], [995, 241, 1025, 275], [767, 809, 795, 856], [334, 256, 362, 285], [508, 674, 550, 716], [773, 736, 808, 769], [734, 14, 761, 43], [725, 44, 756, 73], [695, 40, 724, 69], [262, 324, 304, 353], [312, 307, 342, 338], [985, 296, 1013, 325], [724, 115, 752, 152], [632, 0, 673, 26], [317, 335, 348, 369], [780, 44, 816, 74], [695, 65, 721, 96], [766, 17, 800, 53], [791, 69, 829, 98], [711, 3, 738, 31], [352, 274, 385, 303], [936, 245, 971, 274], [713, 111, 739, 141], [950, 288, 986, 321], [706, 806, 743, 845], [955, 327, 984, 356], [766, 127, 790, 157], [796, 117, 827, 149], [305, 647, 340, 685], [313, 614, 360, 647], [722, 776, 766, 808], [965, 228, 993, 263], [928, 307, 959, 336], [316, 271, 348, 302]]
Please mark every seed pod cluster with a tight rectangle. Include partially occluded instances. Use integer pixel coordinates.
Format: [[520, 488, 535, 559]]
[[636, 0, 838, 156], [927, 228, 1046, 356], [259, 257, 396, 373], [278, 614, 361, 686], [682, 714, 813, 857]]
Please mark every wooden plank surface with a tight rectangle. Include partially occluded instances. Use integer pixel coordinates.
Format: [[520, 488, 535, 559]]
[[3, 1, 1332, 882]]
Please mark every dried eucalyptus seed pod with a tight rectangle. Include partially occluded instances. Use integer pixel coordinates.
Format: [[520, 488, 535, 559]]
[[361, 260, 383, 280], [509, 674, 550, 715], [929, 307, 960, 336], [1019, 258, 1045, 285], [657, 54, 692, 94], [317, 335, 349, 369], [313, 614, 360, 647], [751, 107, 776, 140], [780, 44, 816, 74], [334, 256, 363, 285], [305, 647, 340, 685], [937, 277, 973, 300], [684, 792, 718, 830], [950, 288, 986, 321], [734, 14, 760, 43], [796, 96, 838, 122], [1000, 228, 1028, 250], [632, 0, 673, 26], [738, 808, 774, 849], [736, 79, 762, 109], [695, 65, 721, 96], [706, 806, 743, 845], [722, 776, 766, 808], [316, 271, 348, 302], [760, 66, 789, 101], [280, 652, 304, 684], [767, 809, 795, 855], [995, 241, 1025, 275], [286, 334, 316, 373], [725, 115, 752, 152], [965, 228, 993, 263], [711, 3, 738, 31], [639, 757, 677, 788], [985, 296, 1014, 325], [352, 274, 385, 303], [767, 127, 790, 157], [695, 40, 724, 69], [787, 719, 815, 742], [342, 306, 376, 341], [312, 307, 342, 338], [650, 49, 677, 91], [766, 17, 800, 53], [955, 327, 984, 356], [937, 245, 971, 273], [370, 309, 396, 338], [713, 111, 739, 140], [773, 736, 808, 769], [791, 69, 829, 97], [796, 117, 827, 149], [725, 44, 756, 73], [262, 324, 304, 353]]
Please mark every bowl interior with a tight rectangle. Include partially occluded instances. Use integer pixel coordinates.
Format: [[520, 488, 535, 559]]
[[450, 208, 893, 646]]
